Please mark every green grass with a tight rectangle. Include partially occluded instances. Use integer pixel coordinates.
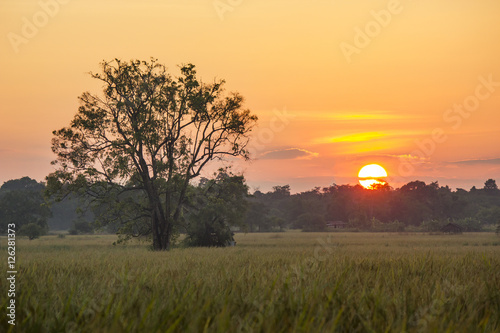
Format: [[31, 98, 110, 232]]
[[1, 232, 500, 332]]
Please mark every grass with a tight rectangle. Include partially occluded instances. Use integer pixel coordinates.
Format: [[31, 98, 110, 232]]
[[1, 232, 499, 332]]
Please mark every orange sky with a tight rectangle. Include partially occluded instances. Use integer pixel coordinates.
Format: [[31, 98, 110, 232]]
[[1, 0, 500, 192]]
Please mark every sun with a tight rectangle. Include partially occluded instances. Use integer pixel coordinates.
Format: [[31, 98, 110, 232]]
[[358, 164, 388, 189]]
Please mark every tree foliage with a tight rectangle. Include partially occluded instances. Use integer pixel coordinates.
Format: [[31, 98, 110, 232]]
[[18, 223, 44, 240], [0, 177, 50, 234], [47, 59, 257, 250], [183, 170, 248, 247], [243, 179, 500, 232]]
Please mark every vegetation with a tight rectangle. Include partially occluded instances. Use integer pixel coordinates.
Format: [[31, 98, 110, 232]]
[[47, 58, 257, 250], [2, 176, 500, 239], [183, 171, 248, 247], [0, 177, 50, 235], [18, 222, 45, 240], [1, 232, 499, 332], [244, 180, 500, 233]]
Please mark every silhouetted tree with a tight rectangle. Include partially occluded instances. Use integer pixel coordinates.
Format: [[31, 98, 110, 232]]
[[47, 59, 257, 250], [184, 170, 248, 247], [0, 177, 50, 234], [484, 179, 499, 194]]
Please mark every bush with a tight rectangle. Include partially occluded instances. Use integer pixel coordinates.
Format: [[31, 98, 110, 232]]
[[421, 219, 445, 232], [455, 217, 483, 232], [69, 220, 93, 235], [183, 219, 235, 247], [371, 220, 406, 232], [19, 223, 44, 240]]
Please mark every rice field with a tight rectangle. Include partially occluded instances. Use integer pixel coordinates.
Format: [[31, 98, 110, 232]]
[[1, 232, 500, 332]]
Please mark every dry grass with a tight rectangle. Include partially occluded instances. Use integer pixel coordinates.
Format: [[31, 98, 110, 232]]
[[1, 232, 499, 332]]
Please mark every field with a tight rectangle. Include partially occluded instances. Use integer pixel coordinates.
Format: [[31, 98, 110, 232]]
[[2, 232, 500, 332]]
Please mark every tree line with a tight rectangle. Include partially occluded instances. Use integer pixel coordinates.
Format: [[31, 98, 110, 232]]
[[1, 176, 499, 242], [243, 179, 500, 233]]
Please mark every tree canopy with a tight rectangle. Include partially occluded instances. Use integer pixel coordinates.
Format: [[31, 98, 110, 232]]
[[0, 177, 50, 234], [242, 179, 500, 232], [47, 59, 257, 250]]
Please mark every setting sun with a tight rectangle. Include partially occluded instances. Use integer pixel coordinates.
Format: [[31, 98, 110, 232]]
[[358, 164, 388, 189]]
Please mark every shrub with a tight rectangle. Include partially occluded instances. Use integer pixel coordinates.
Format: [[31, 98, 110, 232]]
[[69, 220, 93, 235], [183, 219, 235, 247], [18, 223, 44, 240]]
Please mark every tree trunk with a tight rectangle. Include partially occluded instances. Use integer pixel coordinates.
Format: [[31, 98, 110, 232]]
[[152, 208, 171, 251]]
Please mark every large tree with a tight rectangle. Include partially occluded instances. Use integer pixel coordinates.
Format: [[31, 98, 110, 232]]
[[47, 59, 257, 250]]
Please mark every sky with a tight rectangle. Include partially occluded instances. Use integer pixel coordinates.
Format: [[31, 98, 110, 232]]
[[1, 0, 500, 193]]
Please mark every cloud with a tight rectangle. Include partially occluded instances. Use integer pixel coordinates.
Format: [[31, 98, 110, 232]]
[[312, 130, 427, 145], [391, 154, 430, 163], [349, 153, 430, 164], [260, 148, 319, 160], [453, 158, 500, 165]]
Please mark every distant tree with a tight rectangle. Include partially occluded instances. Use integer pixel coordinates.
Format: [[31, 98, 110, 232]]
[[244, 199, 271, 232], [47, 59, 257, 250], [270, 185, 291, 198], [420, 219, 445, 232], [475, 206, 500, 225], [183, 170, 248, 247], [0, 177, 50, 234], [484, 179, 499, 194], [300, 213, 327, 232], [69, 219, 94, 235], [18, 223, 44, 240], [1, 176, 44, 192]]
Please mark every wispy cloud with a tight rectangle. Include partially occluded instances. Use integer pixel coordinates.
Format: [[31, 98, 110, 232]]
[[312, 129, 427, 145], [260, 148, 319, 160], [326, 131, 386, 143], [294, 110, 416, 121], [452, 158, 500, 165]]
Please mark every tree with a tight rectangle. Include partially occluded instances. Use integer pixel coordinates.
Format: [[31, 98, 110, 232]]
[[18, 223, 44, 240], [183, 170, 248, 247], [69, 219, 94, 235], [47, 59, 257, 250], [0, 177, 50, 234], [300, 213, 327, 232], [1, 176, 45, 192], [484, 179, 498, 194]]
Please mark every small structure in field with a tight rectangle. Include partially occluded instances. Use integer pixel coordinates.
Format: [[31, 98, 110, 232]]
[[440, 223, 463, 234], [326, 221, 348, 229]]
